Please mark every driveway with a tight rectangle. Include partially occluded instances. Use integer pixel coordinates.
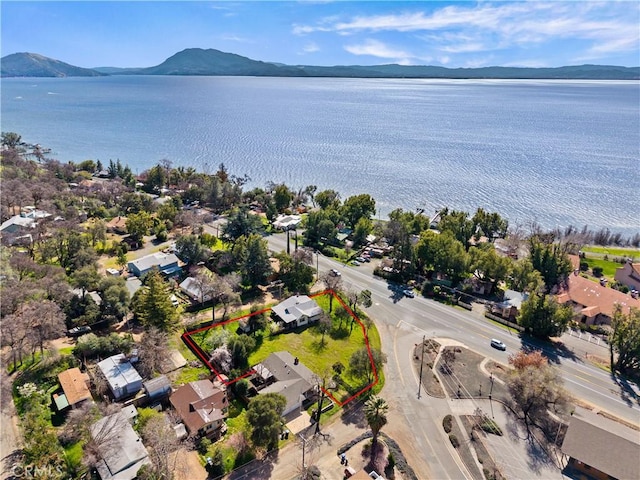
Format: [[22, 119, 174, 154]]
[[0, 369, 21, 480]]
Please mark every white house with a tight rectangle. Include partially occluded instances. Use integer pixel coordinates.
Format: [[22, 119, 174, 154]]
[[272, 214, 301, 231], [271, 295, 323, 328], [97, 354, 143, 401]]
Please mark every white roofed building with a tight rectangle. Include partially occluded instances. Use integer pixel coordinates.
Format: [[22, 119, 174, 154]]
[[97, 354, 143, 401], [271, 295, 323, 328]]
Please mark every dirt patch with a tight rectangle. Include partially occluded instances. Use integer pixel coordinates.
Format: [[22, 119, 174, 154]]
[[461, 416, 506, 480], [447, 416, 483, 480], [484, 361, 510, 383], [412, 339, 445, 398], [170, 448, 207, 480], [585, 353, 611, 371], [437, 347, 510, 402]]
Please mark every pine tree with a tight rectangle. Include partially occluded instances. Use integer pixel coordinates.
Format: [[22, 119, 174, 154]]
[[132, 270, 178, 331]]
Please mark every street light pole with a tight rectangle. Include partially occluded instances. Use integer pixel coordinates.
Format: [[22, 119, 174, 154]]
[[418, 335, 425, 398], [316, 251, 319, 280], [489, 373, 494, 418]]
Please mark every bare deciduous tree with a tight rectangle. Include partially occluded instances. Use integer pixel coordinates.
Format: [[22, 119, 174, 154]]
[[137, 327, 170, 378], [320, 271, 342, 312], [84, 410, 127, 469], [139, 413, 182, 479], [507, 352, 569, 438]]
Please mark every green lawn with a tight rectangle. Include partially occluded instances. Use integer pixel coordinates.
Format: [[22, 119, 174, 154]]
[[63, 440, 84, 469], [247, 296, 379, 372], [581, 246, 640, 259], [583, 257, 622, 278], [172, 333, 211, 384]]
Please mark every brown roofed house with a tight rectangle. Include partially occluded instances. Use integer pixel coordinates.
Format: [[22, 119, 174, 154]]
[[58, 367, 92, 408], [557, 272, 640, 326], [561, 406, 640, 480], [106, 216, 128, 234], [169, 380, 228, 438], [614, 259, 640, 293]]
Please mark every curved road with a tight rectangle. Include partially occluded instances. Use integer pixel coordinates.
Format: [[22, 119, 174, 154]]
[[267, 233, 640, 424]]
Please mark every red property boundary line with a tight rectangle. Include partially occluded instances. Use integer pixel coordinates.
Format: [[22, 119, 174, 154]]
[[181, 290, 378, 406]]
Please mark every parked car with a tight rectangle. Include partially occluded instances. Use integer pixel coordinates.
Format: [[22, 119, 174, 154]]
[[350, 260, 360, 266], [403, 289, 415, 298], [68, 326, 92, 337], [490, 339, 507, 351], [355, 256, 366, 263], [330, 269, 341, 277]]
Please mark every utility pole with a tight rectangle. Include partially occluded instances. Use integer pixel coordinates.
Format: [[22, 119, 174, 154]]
[[418, 335, 425, 398], [286, 229, 290, 254], [299, 433, 307, 469]]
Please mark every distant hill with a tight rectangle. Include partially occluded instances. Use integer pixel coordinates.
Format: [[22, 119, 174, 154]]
[[1, 52, 106, 77], [136, 48, 305, 76], [2, 49, 639, 80], [297, 63, 640, 80]]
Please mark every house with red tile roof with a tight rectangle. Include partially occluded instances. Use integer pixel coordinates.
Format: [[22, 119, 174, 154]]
[[556, 272, 640, 326], [614, 260, 640, 292]]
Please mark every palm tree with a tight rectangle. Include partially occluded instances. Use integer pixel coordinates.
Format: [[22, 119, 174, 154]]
[[364, 395, 389, 448]]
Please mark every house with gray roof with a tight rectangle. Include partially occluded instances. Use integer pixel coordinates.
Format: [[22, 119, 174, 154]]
[[90, 409, 150, 480], [143, 375, 172, 403], [179, 276, 212, 303], [97, 354, 143, 401], [492, 289, 528, 320], [561, 406, 640, 480], [127, 252, 181, 277], [271, 295, 323, 328], [251, 351, 317, 416]]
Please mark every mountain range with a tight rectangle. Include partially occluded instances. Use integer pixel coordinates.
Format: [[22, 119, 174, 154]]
[[2, 48, 639, 80]]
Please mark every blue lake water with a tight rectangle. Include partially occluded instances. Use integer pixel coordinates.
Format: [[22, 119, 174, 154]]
[[1, 76, 638, 235]]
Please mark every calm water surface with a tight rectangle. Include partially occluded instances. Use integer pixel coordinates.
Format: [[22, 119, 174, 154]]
[[2, 76, 638, 235]]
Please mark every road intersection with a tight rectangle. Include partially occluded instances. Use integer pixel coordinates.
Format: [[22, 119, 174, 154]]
[[266, 232, 640, 478]]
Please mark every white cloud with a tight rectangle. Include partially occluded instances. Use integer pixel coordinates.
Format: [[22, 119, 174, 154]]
[[440, 43, 486, 54], [219, 34, 253, 44], [343, 39, 412, 60], [302, 42, 320, 53], [295, 2, 639, 63]]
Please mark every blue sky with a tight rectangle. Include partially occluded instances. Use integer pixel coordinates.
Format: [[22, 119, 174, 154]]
[[2, 1, 639, 68]]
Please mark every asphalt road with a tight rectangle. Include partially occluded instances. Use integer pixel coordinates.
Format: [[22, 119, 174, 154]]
[[266, 233, 640, 426]]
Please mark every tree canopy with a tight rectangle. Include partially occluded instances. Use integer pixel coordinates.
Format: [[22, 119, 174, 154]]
[[364, 395, 389, 447], [517, 293, 573, 338], [131, 270, 178, 331], [507, 351, 569, 436], [609, 306, 640, 376], [246, 393, 287, 450], [175, 234, 209, 265], [349, 347, 386, 385], [341, 194, 376, 229]]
